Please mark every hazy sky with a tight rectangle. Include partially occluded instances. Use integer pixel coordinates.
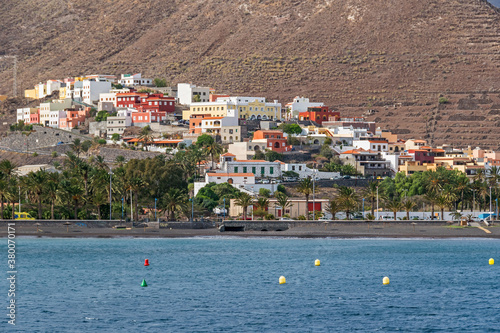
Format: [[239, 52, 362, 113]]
[[488, 0, 500, 7]]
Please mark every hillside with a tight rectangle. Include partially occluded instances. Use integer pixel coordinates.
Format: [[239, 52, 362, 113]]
[[2, 0, 500, 147]]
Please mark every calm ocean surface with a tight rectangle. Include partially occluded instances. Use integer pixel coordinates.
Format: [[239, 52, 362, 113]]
[[4, 237, 500, 332]]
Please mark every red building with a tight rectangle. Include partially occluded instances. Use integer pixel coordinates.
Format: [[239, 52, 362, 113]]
[[116, 92, 147, 108], [299, 106, 340, 125], [132, 111, 151, 124], [407, 149, 434, 164], [252, 130, 292, 153], [116, 92, 175, 113], [29, 109, 39, 124]]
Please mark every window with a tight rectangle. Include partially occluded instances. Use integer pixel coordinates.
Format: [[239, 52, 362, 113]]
[[252, 167, 256, 174], [261, 167, 265, 175], [234, 167, 238, 173], [292, 166, 295, 171], [299, 166, 302, 171], [270, 167, 274, 174], [243, 167, 247, 173]]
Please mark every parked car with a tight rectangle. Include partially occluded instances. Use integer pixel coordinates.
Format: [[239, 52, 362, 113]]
[[262, 179, 270, 184], [280, 217, 294, 221], [343, 175, 351, 179], [14, 212, 35, 220]]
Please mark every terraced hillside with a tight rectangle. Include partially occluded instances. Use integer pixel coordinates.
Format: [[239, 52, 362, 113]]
[[342, 93, 500, 149]]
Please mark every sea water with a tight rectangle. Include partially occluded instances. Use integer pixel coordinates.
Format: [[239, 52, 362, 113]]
[[4, 237, 500, 332]]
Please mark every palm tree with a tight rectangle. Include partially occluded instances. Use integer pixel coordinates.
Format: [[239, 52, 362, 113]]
[[455, 176, 470, 212], [436, 195, 450, 220], [403, 199, 416, 220], [362, 181, 378, 215], [385, 198, 403, 220], [0, 177, 12, 219], [337, 186, 358, 220], [254, 197, 269, 219], [234, 192, 253, 220], [45, 173, 60, 219], [205, 141, 223, 170], [296, 178, 313, 219], [326, 198, 341, 220], [22, 170, 48, 219], [424, 192, 438, 220], [115, 155, 126, 167], [275, 192, 292, 217], [71, 139, 82, 157], [139, 126, 155, 151], [161, 188, 187, 221]]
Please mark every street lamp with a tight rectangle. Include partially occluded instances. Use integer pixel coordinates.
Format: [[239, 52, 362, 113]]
[[376, 185, 379, 220], [154, 198, 157, 221], [362, 198, 365, 220], [121, 198, 124, 221], [18, 186, 21, 213], [190, 198, 194, 222], [312, 168, 316, 221], [108, 171, 113, 220], [223, 198, 226, 221], [490, 186, 492, 222]]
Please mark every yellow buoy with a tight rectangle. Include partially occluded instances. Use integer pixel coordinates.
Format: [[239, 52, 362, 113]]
[[383, 276, 390, 285], [489, 258, 495, 265], [315, 259, 321, 266], [279, 276, 286, 284]]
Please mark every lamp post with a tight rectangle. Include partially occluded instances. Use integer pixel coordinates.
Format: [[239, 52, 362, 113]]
[[376, 185, 379, 220], [490, 186, 492, 222], [108, 171, 113, 220], [312, 168, 316, 221], [121, 198, 124, 221], [154, 198, 157, 221], [223, 198, 226, 221], [190, 198, 194, 222], [18, 186, 21, 213], [362, 198, 365, 220]]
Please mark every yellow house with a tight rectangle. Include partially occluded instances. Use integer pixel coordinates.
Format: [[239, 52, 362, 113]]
[[184, 97, 282, 121], [59, 86, 67, 100], [184, 101, 233, 120], [24, 89, 37, 99], [399, 161, 439, 175], [238, 100, 280, 120]]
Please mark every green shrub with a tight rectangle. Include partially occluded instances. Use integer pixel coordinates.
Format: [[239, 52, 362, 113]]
[[438, 97, 449, 104]]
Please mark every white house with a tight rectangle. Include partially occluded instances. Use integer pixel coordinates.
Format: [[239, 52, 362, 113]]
[[119, 73, 153, 87], [281, 162, 340, 180], [220, 154, 282, 179], [16, 107, 37, 123], [177, 83, 210, 105], [353, 138, 389, 152], [285, 96, 324, 119], [80, 79, 112, 105], [39, 99, 73, 127], [107, 109, 133, 137], [46, 80, 62, 96]]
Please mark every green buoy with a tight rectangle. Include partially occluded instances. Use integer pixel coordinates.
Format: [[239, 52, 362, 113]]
[[141, 279, 148, 287]]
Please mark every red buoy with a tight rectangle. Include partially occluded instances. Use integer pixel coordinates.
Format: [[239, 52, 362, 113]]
[[144, 259, 149, 266]]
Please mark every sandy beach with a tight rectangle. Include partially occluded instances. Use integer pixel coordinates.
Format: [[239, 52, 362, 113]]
[[2, 220, 500, 238]]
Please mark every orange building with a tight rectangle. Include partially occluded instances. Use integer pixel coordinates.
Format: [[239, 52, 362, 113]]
[[298, 106, 340, 125], [252, 130, 291, 153]]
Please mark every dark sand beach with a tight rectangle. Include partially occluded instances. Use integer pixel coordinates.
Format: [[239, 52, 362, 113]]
[[2, 220, 500, 239]]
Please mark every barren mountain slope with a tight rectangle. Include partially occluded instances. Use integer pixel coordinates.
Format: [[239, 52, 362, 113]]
[[1, 0, 500, 147]]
